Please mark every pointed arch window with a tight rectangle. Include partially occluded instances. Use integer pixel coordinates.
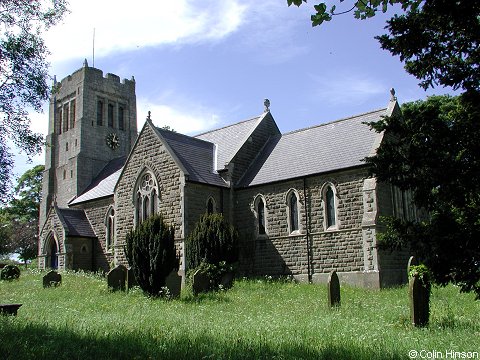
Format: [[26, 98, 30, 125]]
[[253, 195, 268, 237], [323, 183, 338, 230], [118, 106, 125, 130], [206, 197, 216, 214], [258, 198, 266, 235], [135, 171, 159, 226], [108, 103, 114, 127], [106, 207, 115, 252], [286, 189, 301, 234]]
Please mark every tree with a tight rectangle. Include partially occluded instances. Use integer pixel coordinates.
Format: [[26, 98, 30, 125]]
[[365, 95, 480, 298], [185, 213, 238, 271], [125, 214, 179, 297], [0, 0, 68, 204], [287, 0, 480, 297], [0, 165, 44, 265]]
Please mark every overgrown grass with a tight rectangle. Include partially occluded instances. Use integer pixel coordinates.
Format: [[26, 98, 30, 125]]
[[1, 270, 478, 359]]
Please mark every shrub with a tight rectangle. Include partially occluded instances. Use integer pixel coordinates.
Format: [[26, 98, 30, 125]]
[[185, 213, 238, 270], [1, 264, 20, 280], [125, 214, 178, 297]]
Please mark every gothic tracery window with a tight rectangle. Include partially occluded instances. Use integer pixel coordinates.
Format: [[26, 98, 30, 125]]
[[135, 171, 159, 226]]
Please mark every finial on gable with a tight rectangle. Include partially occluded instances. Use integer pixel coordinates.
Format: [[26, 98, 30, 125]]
[[390, 88, 397, 101], [147, 111, 152, 122], [83, 58, 88, 67], [264, 98, 270, 112]]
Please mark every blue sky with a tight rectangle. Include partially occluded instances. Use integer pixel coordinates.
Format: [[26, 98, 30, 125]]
[[13, 0, 453, 177]]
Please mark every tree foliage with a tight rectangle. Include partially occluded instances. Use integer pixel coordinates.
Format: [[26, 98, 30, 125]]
[[0, 165, 44, 265], [125, 214, 179, 297], [366, 94, 480, 298], [0, 0, 68, 204], [185, 213, 238, 271], [288, 0, 480, 297], [287, 1, 479, 92]]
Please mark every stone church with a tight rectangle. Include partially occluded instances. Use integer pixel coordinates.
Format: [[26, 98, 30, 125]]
[[38, 62, 414, 288]]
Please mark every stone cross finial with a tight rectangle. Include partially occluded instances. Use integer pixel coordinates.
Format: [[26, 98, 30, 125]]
[[390, 88, 397, 101], [264, 98, 270, 112]]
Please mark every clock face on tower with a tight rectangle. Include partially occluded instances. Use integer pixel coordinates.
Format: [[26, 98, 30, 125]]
[[106, 132, 120, 149]]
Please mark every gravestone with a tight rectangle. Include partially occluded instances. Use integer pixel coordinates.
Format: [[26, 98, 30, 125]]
[[220, 271, 234, 289], [407, 256, 418, 277], [107, 264, 127, 291], [192, 269, 210, 295], [0, 304, 22, 316], [409, 273, 430, 327], [43, 270, 62, 288], [165, 271, 182, 298], [327, 270, 341, 307]]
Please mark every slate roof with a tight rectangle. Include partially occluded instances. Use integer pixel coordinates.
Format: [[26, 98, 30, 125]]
[[157, 128, 227, 187], [195, 115, 263, 170], [69, 156, 125, 205], [56, 207, 96, 238], [239, 108, 386, 187]]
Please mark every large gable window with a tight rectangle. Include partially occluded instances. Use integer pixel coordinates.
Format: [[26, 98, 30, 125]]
[[135, 171, 159, 226], [286, 189, 300, 234]]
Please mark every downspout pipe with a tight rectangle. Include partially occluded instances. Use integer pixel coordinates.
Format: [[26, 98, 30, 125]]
[[303, 177, 312, 283]]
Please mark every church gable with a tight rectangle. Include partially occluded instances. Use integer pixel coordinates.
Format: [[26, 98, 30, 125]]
[[114, 120, 185, 264], [196, 111, 281, 184]]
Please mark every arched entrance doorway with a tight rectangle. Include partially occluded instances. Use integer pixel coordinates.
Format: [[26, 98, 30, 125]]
[[46, 233, 59, 269]]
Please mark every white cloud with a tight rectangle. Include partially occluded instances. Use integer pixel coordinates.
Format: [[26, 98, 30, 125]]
[[44, 0, 248, 63], [137, 98, 219, 135], [311, 71, 386, 106]]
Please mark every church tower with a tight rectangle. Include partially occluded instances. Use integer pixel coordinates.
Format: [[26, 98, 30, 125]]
[[39, 61, 137, 227]]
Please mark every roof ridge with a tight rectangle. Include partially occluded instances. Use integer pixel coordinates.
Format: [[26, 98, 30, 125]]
[[194, 113, 264, 137], [157, 127, 214, 147], [282, 108, 387, 136]]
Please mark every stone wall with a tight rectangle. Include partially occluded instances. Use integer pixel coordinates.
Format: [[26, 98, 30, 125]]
[[40, 64, 137, 243], [235, 168, 386, 286], [184, 182, 227, 237], [38, 207, 66, 270], [114, 122, 184, 267], [73, 197, 115, 272]]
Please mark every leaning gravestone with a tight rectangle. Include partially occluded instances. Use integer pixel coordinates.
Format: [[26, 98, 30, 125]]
[[327, 270, 341, 307], [107, 264, 127, 291], [165, 270, 182, 298], [407, 256, 418, 277], [409, 273, 430, 327], [43, 270, 62, 288], [192, 269, 210, 295]]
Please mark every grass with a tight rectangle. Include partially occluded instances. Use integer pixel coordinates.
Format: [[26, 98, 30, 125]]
[[0, 270, 478, 360]]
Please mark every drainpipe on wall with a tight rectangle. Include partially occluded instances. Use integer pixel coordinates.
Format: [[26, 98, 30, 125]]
[[303, 177, 312, 283]]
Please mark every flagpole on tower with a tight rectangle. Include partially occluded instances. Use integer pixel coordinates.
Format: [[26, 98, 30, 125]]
[[92, 28, 95, 68]]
